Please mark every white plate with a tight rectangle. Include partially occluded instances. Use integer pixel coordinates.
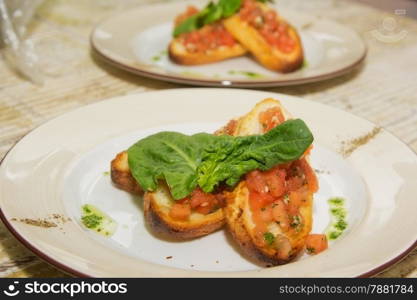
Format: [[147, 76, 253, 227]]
[[1, 89, 416, 277], [91, 0, 367, 87]]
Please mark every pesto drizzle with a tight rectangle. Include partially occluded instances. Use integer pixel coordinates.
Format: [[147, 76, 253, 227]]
[[325, 197, 348, 240], [81, 204, 117, 237]]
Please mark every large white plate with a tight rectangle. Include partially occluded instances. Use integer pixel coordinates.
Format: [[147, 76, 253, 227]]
[[1, 89, 416, 277], [91, 0, 367, 87]]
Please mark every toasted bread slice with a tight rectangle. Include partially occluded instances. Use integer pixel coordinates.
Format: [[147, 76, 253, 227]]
[[224, 98, 316, 266], [169, 24, 247, 65], [223, 2, 303, 73], [111, 151, 142, 195], [144, 184, 226, 240]]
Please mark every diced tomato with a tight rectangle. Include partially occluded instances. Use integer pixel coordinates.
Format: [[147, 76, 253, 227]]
[[194, 203, 213, 215], [249, 191, 275, 210], [305, 234, 328, 255], [259, 107, 286, 132], [259, 205, 274, 223], [298, 158, 319, 193], [169, 202, 191, 221], [287, 187, 309, 216], [181, 23, 237, 53], [221, 119, 237, 135], [287, 175, 304, 192], [272, 201, 290, 231], [190, 188, 219, 215], [246, 170, 268, 194], [264, 167, 286, 198]]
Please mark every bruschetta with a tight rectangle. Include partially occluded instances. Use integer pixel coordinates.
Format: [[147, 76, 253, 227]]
[[111, 98, 316, 254], [224, 99, 318, 266], [223, 0, 304, 73], [169, 6, 246, 65]]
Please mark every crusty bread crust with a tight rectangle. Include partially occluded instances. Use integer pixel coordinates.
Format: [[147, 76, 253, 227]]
[[224, 99, 314, 266], [111, 151, 142, 195], [223, 5, 303, 73], [169, 39, 246, 65]]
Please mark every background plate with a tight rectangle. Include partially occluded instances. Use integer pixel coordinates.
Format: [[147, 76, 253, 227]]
[[91, 0, 367, 87]]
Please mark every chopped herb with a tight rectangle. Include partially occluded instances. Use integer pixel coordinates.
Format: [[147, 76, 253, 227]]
[[328, 197, 344, 206], [290, 215, 301, 228], [302, 60, 309, 69], [103, 171, 110, 176], [151, 50, 168, 63], [173, 0, 274, 37], [81, 214, 102, 229], [325, 197, 348, 240], [306, 247, 315, 254], [335, 219, 347, 231], [228, 70, 265, 79], [329, 231, 342, 240], [81, 204, 117, 237], [263, 232, 275, 246]]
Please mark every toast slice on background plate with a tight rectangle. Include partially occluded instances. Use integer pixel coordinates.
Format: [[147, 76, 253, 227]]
[[223, 0, 303, 73]]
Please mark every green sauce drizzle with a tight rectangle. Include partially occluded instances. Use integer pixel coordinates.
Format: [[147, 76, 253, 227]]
[[228, 70, 265, 79], [81, 204, 117, 237], [325, 197, 348, 241], [151, 50, 168, 62]]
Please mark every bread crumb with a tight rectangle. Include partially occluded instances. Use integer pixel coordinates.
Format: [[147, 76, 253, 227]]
[[339, 127, 381, 157], [11, 218, 57, 228]]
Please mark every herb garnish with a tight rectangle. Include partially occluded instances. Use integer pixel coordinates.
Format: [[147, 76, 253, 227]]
[[173, 0, 274, 37], [128, 119, 314, 200], [81, 204, 117, 237], [325, 197, 348, 240], [264, 232, 275, 245]]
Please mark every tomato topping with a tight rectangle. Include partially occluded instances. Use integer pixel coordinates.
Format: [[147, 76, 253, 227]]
[[190, 188, 222, 215], [298, 158, 319, 193], [263, 167, 286, 198], [259, 205, 274, 223], [246, 170, 268, 194], [272, 201, 290, 231], [181, 23, 237, 53], [169, 201, 191, 221], [259, 107, 286, 133], [306, 234, 328, 254], [239, 0, 295, 53], [287, 175, 304, 192]]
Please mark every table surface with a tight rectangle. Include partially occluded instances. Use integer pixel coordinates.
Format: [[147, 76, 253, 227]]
[[1, 0, 416, 278]]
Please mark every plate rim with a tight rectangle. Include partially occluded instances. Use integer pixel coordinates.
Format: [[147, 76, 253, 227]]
[[90, 3, 368, 88], [1, 88, 416, 277]]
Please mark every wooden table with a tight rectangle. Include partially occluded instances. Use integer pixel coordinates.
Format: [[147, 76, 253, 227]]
[[1, 0, 416, 277]]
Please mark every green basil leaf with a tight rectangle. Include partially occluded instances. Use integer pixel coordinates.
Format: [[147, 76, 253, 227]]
[[128, 119, 313, 199], [219, 0, 242, 17], [197, 119, 313, 192], [202, 3, 223, 25], [173, 14, 200, 37]]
